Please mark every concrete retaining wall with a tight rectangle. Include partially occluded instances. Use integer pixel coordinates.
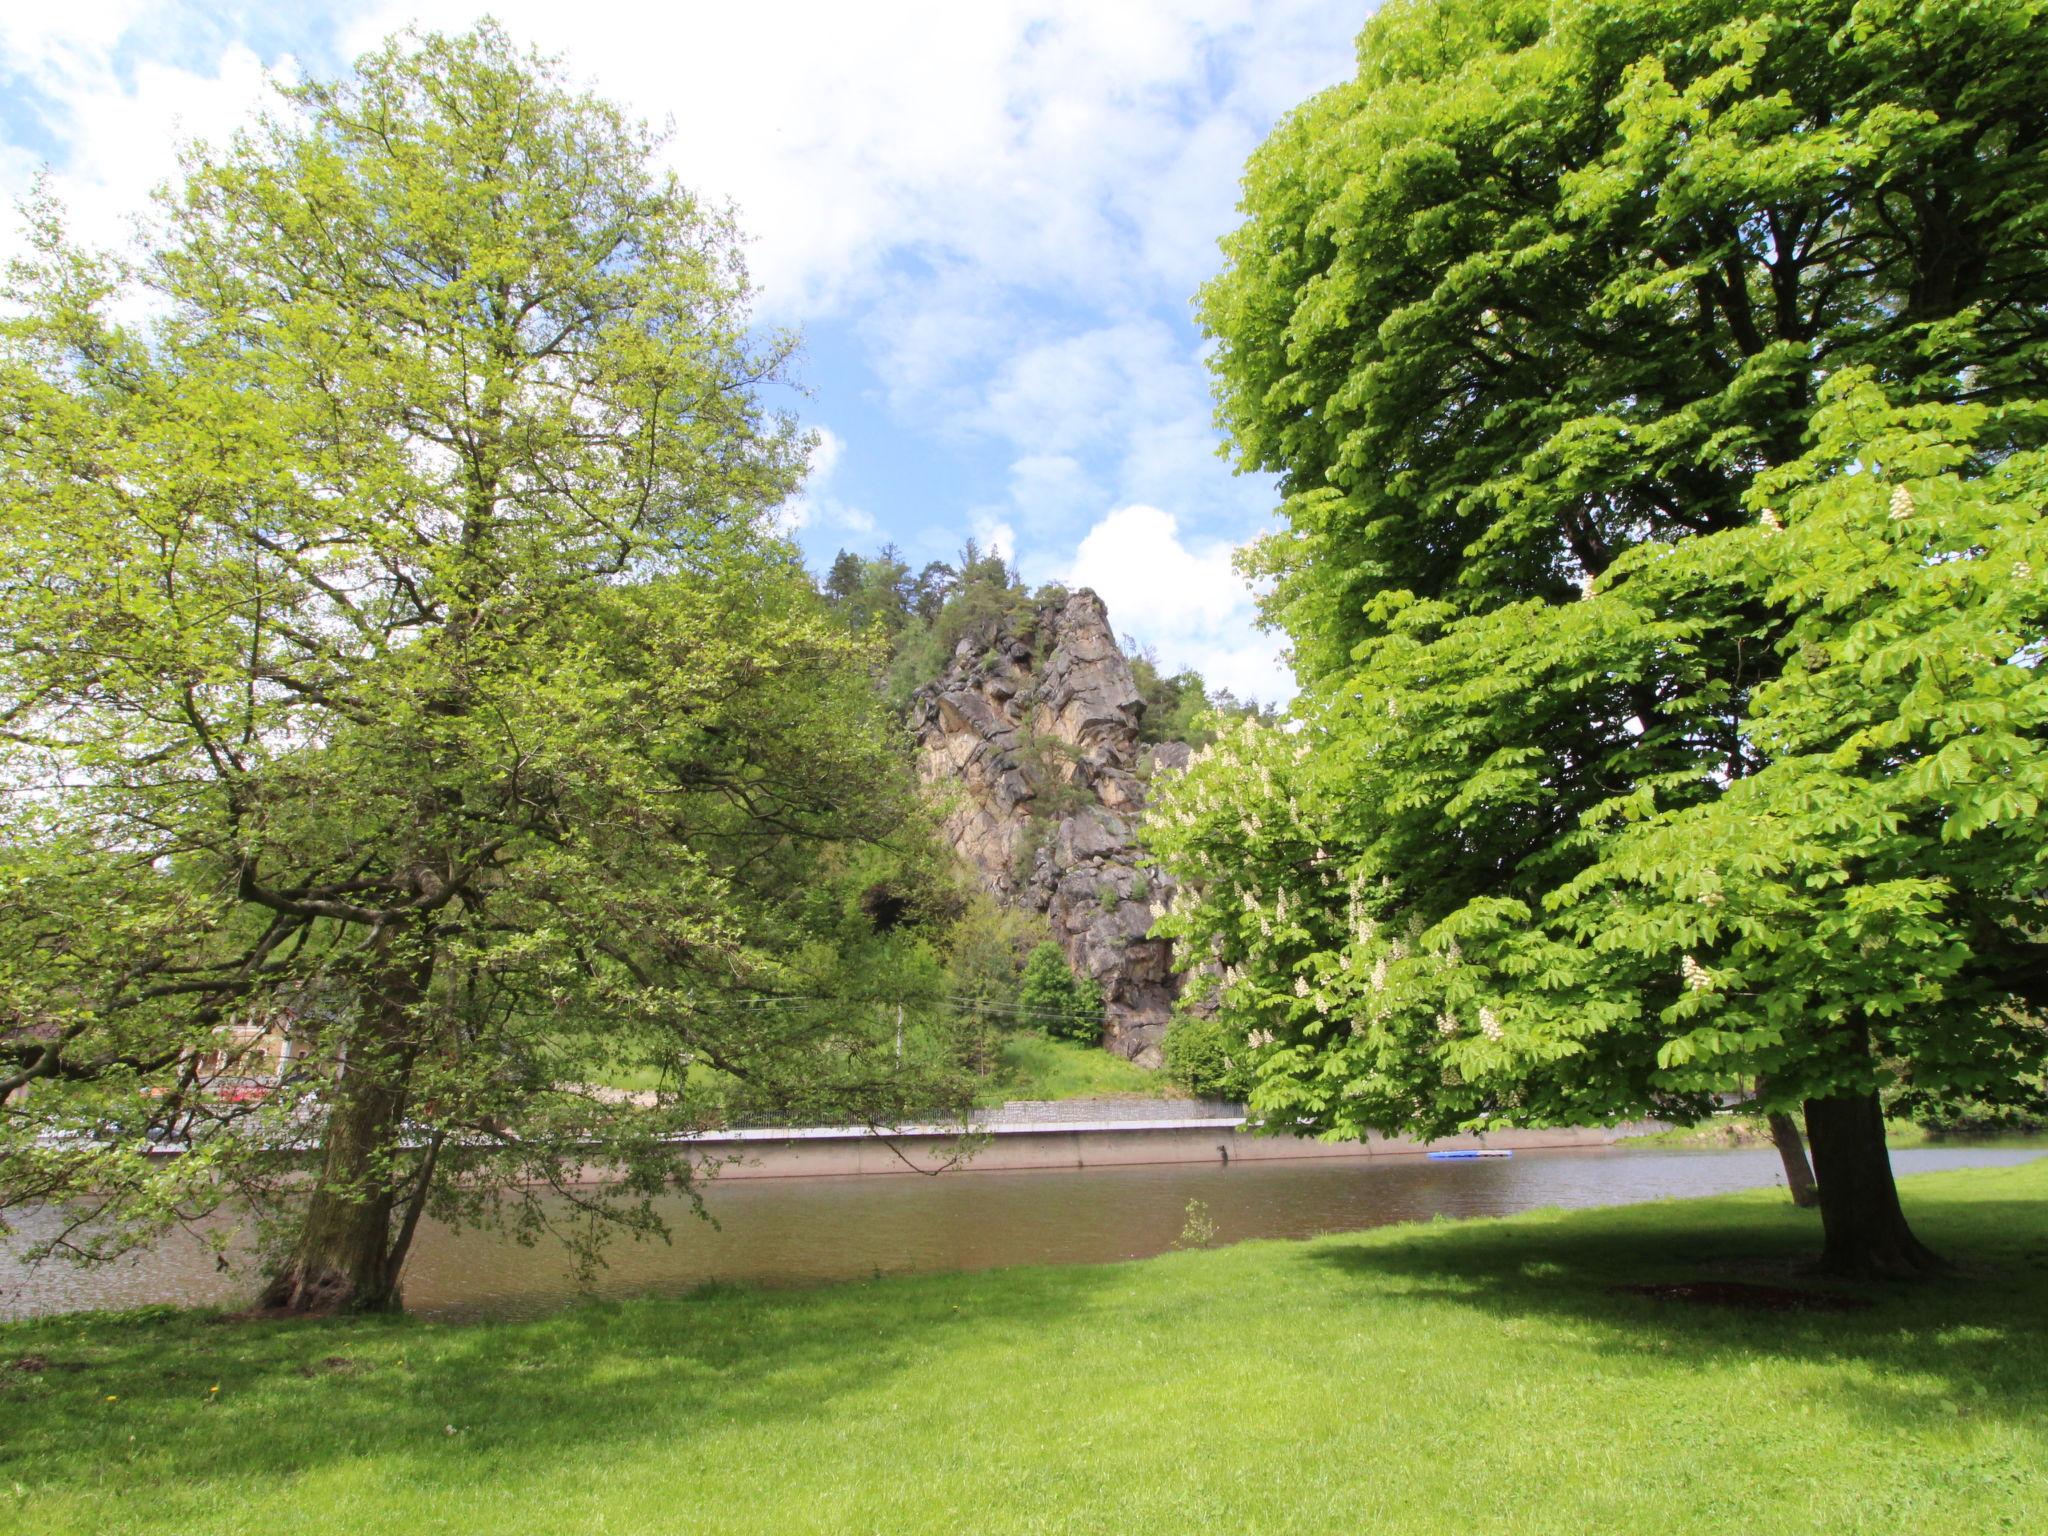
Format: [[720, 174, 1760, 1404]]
[[597, 1117, 1651, 1183]]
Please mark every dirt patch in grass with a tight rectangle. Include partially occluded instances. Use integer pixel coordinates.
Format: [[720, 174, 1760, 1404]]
[[1614, 1280, 1872, 1313], [8, 1353, 86, 1373], [297, 1355, 364, 1378]]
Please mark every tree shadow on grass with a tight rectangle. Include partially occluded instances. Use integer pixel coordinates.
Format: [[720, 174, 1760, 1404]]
[[1299, 1181, 2048, 1434], [0, 1259, 1122, 1516]]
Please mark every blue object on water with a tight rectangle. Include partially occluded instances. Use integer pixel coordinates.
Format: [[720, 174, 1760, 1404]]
[[1426, 1149, 1514, 1160]]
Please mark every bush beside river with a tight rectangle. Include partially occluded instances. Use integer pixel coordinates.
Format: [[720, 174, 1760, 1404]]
[[2, 1160, 2044, 1535]]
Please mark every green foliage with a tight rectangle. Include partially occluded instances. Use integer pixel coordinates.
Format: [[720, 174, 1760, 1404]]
[[941, 895, 1044, 1014], [1204, 0, 2048, 682], [1174, 1197, 1218, 1250], [0, 25, 968, 1281], [1009, 819, 1052, 890], [928, 892, 1046, 1074], [1162, 1007, 1256, 1102], [1156, 0, 2048, 1160], [820, 544, 954, 642], [1152, 389, 2048, 1142], [1129, 648, 1276, 746], [1017, 729, 1096, 820], [1016, 942, 1104, 1043], [981, 1031, 1176, 1103], [870, 538, 1036, 708], [1130, 653, 1215, 745]]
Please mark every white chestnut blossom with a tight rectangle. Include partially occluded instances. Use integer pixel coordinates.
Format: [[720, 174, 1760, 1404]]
[[1889, 485, 1914, 521]]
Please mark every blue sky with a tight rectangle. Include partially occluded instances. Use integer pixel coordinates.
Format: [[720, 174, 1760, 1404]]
[[1, 2, 1370, 702]]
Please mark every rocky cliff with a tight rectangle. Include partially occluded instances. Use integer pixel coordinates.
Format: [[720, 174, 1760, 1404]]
[[909, 590, 1190, 1066]]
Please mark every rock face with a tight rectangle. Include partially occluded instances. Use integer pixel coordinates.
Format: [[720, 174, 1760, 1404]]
[[910, 589, 1189, 1066]]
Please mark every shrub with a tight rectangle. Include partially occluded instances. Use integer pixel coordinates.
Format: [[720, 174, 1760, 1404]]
[[1017, 941, 1104, 1043], [1163, 1008, 1255, 1101]]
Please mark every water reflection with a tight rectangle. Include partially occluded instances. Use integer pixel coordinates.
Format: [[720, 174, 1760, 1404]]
[[3, 1144, 2039, 1323]]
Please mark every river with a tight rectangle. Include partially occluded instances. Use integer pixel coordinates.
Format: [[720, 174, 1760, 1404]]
[[2, 1143, 2038, 1323]]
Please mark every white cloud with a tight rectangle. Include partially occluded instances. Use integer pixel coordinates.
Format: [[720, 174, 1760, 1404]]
[[1066, 504, 1292, 704], [1, 28, 292, 267], [329, 1, 1361, 323], [972, 513, 1018, 564], [776, 425, 875, 538], [3, 1, 1348, 707], [1006, 453, 1104, 532], [967, 316, 1267, 552]]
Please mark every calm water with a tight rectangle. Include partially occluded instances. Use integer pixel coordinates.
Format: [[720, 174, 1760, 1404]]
[[3, 1144, 2039, 1323]]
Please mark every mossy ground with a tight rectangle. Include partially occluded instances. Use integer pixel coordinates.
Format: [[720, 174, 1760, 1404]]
[[2, 1160, 2043, 1534]]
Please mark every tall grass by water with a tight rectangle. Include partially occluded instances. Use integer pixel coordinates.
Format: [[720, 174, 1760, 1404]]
[[1, 1159, 2043, 1534]]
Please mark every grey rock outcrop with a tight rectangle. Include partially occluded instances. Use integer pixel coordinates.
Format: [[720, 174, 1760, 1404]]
[[909, 589, 1188, 1066]]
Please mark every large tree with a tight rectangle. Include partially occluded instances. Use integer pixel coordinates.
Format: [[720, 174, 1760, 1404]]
[[0, 25, 963, 1313], [1153, 0, 2048, 1275]]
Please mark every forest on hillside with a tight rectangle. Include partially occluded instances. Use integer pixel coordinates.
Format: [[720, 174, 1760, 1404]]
[[815, 540, 1278, 739]]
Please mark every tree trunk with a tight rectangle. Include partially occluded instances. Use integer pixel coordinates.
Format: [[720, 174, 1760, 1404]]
[[259, 942, 431, 1315], [258, 1069, 409, 1313], [1802, 1091, 1944, 1278], [1766, 1110, 1821, 1208]]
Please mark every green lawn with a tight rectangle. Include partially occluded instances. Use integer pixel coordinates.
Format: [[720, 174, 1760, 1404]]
[[1621, 1115, 2048, 1152], [979, 1031, 1182, 1103], [3, 1160, 2044, 1534]]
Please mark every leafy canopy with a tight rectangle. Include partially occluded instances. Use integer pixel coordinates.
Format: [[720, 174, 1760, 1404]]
[[1152, 0, 2048, 1141], [0, 24, 966, 1275]]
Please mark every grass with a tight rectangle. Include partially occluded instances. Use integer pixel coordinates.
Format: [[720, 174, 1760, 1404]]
[[2, 1160, 2044, 1535], [585, 1036, 1178, 1104], [1621, 1115, 2048, 1151], [978, 1031, 1182, 1103]]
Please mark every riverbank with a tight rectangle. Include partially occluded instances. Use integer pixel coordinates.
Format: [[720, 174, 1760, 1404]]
[[647, 1108, 1642, 1181], [3, 1160, 2043, 1534]]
